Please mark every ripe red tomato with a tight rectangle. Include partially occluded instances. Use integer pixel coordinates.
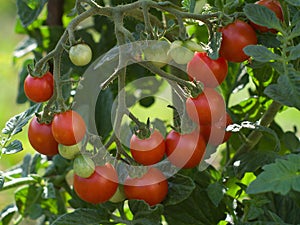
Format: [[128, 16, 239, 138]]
[[130, 129, 166, 165], [28, 116, 59, 156], [24, 72, 54, 103], [200, 113, 232, 146], [73, 163, 119, 204], [52, 110, 86, 146], [219, 20, 257, 62], [187, 52, 228, 87], [250, 0, 283, 33], [124, 167, 168, 206], [185, 88, 226, 125], [165, 129, 206, 169]]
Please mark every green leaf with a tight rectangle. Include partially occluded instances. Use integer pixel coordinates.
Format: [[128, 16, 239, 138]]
[[247, 154, 300, 195], [181, 0, 196, 12], [0, 172, 4, 189], [129, 200, 164, 225], [290, 21, 300, 39], [14, 38, 37, 58], [207, 31, 222, 60], [264, 69, 300, 110], [16, 0, 47, 27], [51, 208, 115, 225], [288, 43, 300, 60], [164, 174, 195, 206], [281, 131, 300, 153], [2, 104, 40, 136], [244, 4, 282, 32], [206, 182, 224, 207], [2, 140, 23, 155], [0, 205, 18, 225], [285, 0, 300, 6], [243, 45, 281, 62]]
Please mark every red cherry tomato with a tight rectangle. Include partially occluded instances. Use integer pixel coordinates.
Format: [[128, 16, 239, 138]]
[[124, 167, 168, 206], [187, 52, 228, 88], [52, 110, 86, 146], [28, 116, 59, 156], [200, 113, 233, 146], [24, 72, 54, 103], [73, 163, 119, 204], [185, 88, 226, 125], [219, 20, 257, 62], [250, 0, 283, 33], [165, 129, 206, 169], [130, 129, 166, 165]]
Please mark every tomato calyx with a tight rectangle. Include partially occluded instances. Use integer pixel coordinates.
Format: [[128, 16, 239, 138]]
[[132, 118, 152, 140]]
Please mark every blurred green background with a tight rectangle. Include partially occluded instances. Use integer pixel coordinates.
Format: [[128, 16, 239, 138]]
[[0, 0, 299, 213]]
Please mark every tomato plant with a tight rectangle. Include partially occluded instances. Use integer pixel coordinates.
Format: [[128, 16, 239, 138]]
[[250, 0, 283, 33], [165, 129, 206, 169], [219, 20, 258, 62], [69, 43, 92, 66], [187, 52, 228, 87], [1, 0, 300, 224], [124, 167, 168, 206], [28, 116, 58, 156], [24, 71, 54, 103], [185, 88, 226, 125], [73, 163, 118, 204], [51, 110, 86, 146], [130, 129, 166, 165]]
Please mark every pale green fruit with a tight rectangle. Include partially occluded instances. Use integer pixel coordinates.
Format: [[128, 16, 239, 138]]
[[69, 43, 92, 66], [73, 155, 95, 178], [58, 143, 81, 160]]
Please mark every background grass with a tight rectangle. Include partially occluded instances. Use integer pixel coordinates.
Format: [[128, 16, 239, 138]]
[[0, 0, 299, 214]]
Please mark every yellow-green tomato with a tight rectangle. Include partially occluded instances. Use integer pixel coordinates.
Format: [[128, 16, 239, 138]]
[[58, 143, 81, 160], [69, 43, 92, 66], [167, 40, 194, 65], [109, 185, 126, 203], [73, 155, 95, 178], [143, 40, 171, 68]]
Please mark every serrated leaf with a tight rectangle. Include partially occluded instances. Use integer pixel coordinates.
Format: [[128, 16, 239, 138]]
[[0, 172, 4, 189], [264, 70, 300, 109], [255, 125, 280, 152], [207, 31, 222, 60], [16, 0, 47, 27], [247, 154, 300, 195], [285, 0, 300, 6], [51, 208, 115, 225], [207, 182, 224, 207], [2, 140, 23, 155], [164, 174, 195, 206], [243, 45, 281, 62], [290, 21, 300, 39], [14, 38, 37, 58], [288, 43, 300, 60], [0, 205, 18, 225], [2, 104, 40, 136], [244, 4, 283, 32]]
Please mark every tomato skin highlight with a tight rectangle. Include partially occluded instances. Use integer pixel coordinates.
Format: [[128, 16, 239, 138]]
[[52, 110, 86, 146], [187, 52, 228, 88], [28, 116, 59, 156], [185, 88, 226, 125], [73, 164, 119, 204], [24, 72, 54, 103], [219, 20, 257, 63], [165, 129, 206, 169], [130, 130, 166, 165], [250, 0, 283, 33], [124, 167, 168, 206], [200, 113, 232, 146]]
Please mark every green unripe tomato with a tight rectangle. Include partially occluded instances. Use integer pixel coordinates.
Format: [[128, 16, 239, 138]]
[[109, 185, 126, 203], [69, 43, 92, 66], [143, 40, 171, 68], [58, 143, 81, 160], [167, 40, 194, 65], [73, 155, 95, 178]]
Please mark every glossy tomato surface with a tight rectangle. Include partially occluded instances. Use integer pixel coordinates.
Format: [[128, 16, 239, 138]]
[[185, 88, 226, 125], [200, 113, 233, 146], [219, 20, 257, 62], [250, 0, 283, 33], [130, 129, 166, 165], [28, 116, 59, 156], [73, 163, 118, 204], [52, 110, 86, 146], [187, 52, 228, 87], [24, 72, 54, 103], [124, 167, 168, 206], [165, 129, 206, 169]]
